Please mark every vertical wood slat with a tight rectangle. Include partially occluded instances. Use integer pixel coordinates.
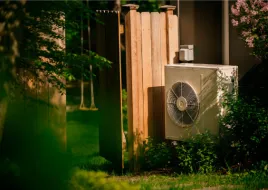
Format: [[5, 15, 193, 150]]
[[136, 11, 144, 167], [168, 15, 179, 64], [160, 12, 168, 138], [123, 4, 143, 171], [141, 12, 152, 141], [151, 12, 163, 140], [124, 9, 134, 170], [124, 6, 137, 171]]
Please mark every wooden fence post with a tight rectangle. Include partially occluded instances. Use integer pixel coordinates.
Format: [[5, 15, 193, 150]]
[[160, 5, 179, 64], [123, 4, 144, 172]]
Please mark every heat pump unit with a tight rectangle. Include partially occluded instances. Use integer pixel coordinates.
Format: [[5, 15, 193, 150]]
[[165, 63, 238, 141]]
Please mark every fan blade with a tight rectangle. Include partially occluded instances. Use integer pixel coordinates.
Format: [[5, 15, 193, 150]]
[[167, 103, 183, 125], [182, 83, 193, 98], [183, 111, 193, 125], [186, 105, 199, 121], [172, 82, 182, 97], [167, 89, 177, 104], [187, 91, 198, 105], [185, 110, 194, 122]]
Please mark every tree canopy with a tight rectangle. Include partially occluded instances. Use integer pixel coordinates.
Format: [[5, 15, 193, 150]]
[[0, 0, 112, 100]]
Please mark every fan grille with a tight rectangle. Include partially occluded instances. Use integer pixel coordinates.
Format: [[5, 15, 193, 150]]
[[167, 82, 199, 127]]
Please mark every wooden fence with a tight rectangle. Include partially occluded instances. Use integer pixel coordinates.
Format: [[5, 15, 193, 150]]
[[123, 4, 179, 171], [95, 10, 124, 172], [95, 4, 179, 172]]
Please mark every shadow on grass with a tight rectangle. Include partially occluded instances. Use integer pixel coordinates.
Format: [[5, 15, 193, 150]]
[[67, 110, 116, 174], [0, 107, 117, 190]]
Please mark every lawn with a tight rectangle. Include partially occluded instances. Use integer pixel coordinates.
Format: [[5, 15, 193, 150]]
[[67, 110, 268, 190], [67, 110, 112, 171], [115, 172, 268, 190]]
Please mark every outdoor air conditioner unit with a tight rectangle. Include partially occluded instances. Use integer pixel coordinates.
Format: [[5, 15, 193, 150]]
[[165, 63, 238, 141]]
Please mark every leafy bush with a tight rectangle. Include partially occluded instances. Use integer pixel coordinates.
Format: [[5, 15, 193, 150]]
[[142, 137, 172, 170], [141, 134, 218, 173], [122, 89, 128, 132], [69, 168, 139, 190], [219, 94, 268, 168], [140, 93, 268, 174], [252, 160, 268, 174], [175, 132, 218, 174], [0, 158, 21, 189], [230, 0, 268, 60]]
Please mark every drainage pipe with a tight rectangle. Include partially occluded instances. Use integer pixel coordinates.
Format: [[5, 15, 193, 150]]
[[222, 0, 230, 65]]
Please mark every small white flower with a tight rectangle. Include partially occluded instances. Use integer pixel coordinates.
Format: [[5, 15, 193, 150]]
[[226, 124, 232, 129], [171, 141, 177, 146]]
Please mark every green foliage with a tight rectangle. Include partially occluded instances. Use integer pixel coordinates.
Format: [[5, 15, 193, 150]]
[[0, 158, 21, 189], [122, 89, 128, 132], [142, 137, 172, 170], [252, 160, 268, 174], [69, 168, 139, 190], [230, 0, 268, 61], [141, 91, 268, 174], [135, 0, 160, 12], [0, 0, 112, 97], [219, 94, 268, 167], [0, 158, 20, 178], [176, 132, 218, 174], [142, 133, 218, 173]]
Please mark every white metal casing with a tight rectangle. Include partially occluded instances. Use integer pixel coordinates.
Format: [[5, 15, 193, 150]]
[[165, 63, 238, 141]]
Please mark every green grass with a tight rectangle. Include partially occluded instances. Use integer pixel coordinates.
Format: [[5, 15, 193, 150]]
[[114, 172, 268, 190], [67, 110, 112, 171], [67, 110, 268, 190]]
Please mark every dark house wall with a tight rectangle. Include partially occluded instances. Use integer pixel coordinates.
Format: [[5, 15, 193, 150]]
[[179, 1, 222, 65], [171, 0, 260, 79]]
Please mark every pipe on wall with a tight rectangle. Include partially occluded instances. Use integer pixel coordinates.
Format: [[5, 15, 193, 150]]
[[222, 0, 229, 65]]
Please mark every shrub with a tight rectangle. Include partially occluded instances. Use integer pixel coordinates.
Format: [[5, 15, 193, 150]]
[[142, 137, 172, 170], [122, 89, 128, 132], [230, 0, 268, 60], [175, 132, 218, 174], [252, 160, 268, 174], [69, 168, 139, 190], [0, 158, 21, 189], [219, 94, 268, 168]]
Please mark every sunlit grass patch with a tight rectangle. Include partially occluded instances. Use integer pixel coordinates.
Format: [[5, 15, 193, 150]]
[[114, 172, 268, 190]]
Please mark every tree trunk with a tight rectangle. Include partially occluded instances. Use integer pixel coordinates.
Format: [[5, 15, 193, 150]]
[[79, 9, 89, 110], [114, 0, 121, 11], [87, 0, 98, 111]]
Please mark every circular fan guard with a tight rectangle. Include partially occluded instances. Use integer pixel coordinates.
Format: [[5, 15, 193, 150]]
[[166, 82, 199, 127]]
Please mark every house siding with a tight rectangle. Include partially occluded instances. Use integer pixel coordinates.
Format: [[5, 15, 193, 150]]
[[172, 0, 260, 79]]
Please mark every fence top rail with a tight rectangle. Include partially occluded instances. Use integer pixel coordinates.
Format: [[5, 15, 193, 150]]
[[96, 10, 119, 13]]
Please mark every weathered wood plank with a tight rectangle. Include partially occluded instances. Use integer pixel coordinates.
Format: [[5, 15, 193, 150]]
[[141, 12, 152, 141], [135, 11, 144, 170], [136, 11, 144, 144], [168, 15, 179, 64], [160, 12, 167, 138], [151, 12, 163, 141], [124, 4, 141, 171]]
